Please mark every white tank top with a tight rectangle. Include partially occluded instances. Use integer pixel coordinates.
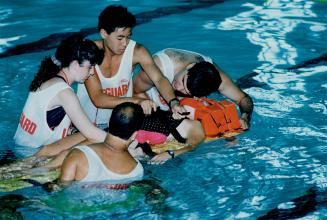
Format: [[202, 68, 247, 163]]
[[77, 40, 136, 127], [146, 48, 213, 110], [14, 82, 72, 148], [75, 145, 144, 183]]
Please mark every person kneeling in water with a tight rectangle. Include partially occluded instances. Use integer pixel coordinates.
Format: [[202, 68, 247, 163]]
[[0, 104, 202, 176], [44, 102, 145, 191]]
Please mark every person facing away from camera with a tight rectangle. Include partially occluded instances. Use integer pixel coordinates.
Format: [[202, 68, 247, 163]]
[[45, 102, 145, 191]]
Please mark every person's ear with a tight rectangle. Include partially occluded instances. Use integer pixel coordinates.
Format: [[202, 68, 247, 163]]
[[69, 60, 79, 70], [100, 29, 108, 39]]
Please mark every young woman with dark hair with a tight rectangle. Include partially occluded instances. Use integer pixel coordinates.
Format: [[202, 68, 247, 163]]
[[14, 34, 107, 157]]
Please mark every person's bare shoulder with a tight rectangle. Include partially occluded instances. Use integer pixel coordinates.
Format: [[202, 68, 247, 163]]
[[64, 148, 85, 164], [133, 43, 152, 64], [39, 77, 66, 90], [62, 147, 89, 180], [134, 43, 147, 55]]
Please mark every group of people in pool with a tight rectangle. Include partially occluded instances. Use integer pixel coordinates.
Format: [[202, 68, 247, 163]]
[[12, 5, 253, 189]]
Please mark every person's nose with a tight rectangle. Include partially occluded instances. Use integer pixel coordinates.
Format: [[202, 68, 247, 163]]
[[122, 38, 128, 47]]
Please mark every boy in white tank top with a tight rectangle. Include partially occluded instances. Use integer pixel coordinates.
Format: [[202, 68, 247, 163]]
[[77, 5, 187, 129]]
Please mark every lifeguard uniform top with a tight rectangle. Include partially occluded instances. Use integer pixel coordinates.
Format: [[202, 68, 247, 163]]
[[77, 40, 136, 128], [14, 82, 71, 149]]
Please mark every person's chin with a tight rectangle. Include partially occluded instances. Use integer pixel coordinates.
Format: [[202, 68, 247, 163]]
[[114, 48, 124, 54]]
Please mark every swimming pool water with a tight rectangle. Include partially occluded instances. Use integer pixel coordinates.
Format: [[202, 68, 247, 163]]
[[0, 0, 326, 219]]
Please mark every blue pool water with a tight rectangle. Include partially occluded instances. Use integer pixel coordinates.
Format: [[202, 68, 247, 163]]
[[0, 0, 326, 219]]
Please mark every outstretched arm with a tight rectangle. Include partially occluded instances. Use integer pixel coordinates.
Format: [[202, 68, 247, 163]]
[[133, 44, 187, 119], [58, 88, 106, 143], [84, 68, 156, 115], [237, 93, 254, 128], [84, 72, 145, 108], [214, 63, 253, 129], [35, 132, 86, 157]]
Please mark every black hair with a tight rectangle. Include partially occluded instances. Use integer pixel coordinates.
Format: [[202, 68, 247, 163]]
[[109, 102, 145, 140], [186, 61, 222, 97], [29, 34, 103, 91], [98, 5, 136, 34]]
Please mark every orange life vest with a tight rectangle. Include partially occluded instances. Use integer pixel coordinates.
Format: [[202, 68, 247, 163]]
[[180, 98, 243, 137]]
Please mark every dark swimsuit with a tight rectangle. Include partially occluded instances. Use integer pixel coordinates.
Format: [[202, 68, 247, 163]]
[[141, 108, 187, 143], [135, 109, 187, 157], [46, 76, 67, 130]]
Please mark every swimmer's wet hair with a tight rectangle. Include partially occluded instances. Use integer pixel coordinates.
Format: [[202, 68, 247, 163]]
[[29, 34, 103, 91], [55, 34, 103, 67], [98, 5, 136, 34], [109, 102, 145, 140], [186, 61, 222, 97]]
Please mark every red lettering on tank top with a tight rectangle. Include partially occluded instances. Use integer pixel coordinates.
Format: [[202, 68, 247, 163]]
[[22, 118, 31, 131], [61, 128, 67, 139], [19, 113, 25, 127], [122, 84, 128, 94], [103, 88, 111, 95], [118, 87, 123, 96], [19, 112, 37, 135], [102, 83, 129, 97], [27, 122, 37, 134]]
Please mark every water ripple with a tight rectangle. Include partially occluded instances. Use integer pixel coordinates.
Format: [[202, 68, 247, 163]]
[[0, 8, 12, 20], [279, 127, 327, 139]]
